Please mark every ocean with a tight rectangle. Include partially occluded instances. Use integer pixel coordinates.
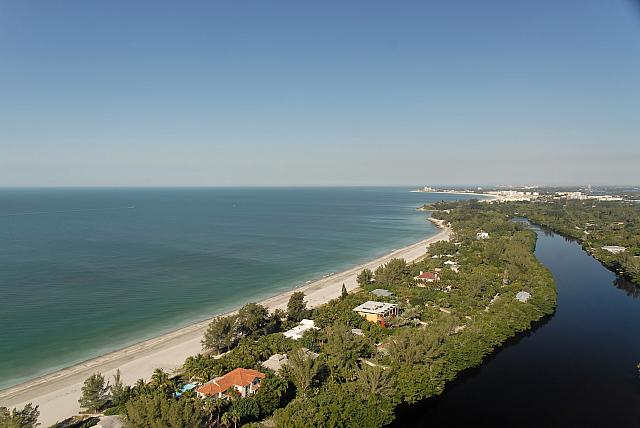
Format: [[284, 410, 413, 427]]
[[0, 187, 475, 389]]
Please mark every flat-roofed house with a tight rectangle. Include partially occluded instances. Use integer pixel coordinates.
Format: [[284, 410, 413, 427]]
[[353, 301, 398, 326], [196, 368, 266, 399], [371, 288, 394, 298], [602, 245, 626, 254], [261, 354, 289, 372], [283, 319, 319, 340]]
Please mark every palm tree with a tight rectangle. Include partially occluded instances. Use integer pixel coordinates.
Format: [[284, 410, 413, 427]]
[[151, 368, 169, 384], [286, 348, 319, 398], [266, 376, 289, 400], [132, 378, 147, 397], [221, 409, 240, 428], [150, 368, 174, 395], [203, 397, 228, 428], [356, 365, 395, 398]]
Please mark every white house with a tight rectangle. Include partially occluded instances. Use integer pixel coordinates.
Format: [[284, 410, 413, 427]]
[[444, 260, 459, 273], [602, 246, 626, 254], [515, 291, 531, 303], [476, 231, 490, 240], [283, 319, 319, 340]]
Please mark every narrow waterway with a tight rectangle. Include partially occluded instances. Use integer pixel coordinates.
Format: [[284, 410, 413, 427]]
[[393, 224, 640, 427]]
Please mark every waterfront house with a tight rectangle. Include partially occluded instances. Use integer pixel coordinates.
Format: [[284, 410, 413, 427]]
[[283, 319, 319, 340], [476, 231, 490, 240], [413, 271, 439, 282], [196, 368, 265, 399], [515, 291, 531, 303], [602, 245, 626, 254], [353, 301, 398, 325]]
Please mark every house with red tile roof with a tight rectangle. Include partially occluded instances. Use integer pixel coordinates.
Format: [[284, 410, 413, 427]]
[[413, 271, 439, 282], [196, 368, 266, 399]]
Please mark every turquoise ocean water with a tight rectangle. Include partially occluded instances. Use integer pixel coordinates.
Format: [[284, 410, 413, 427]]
[[0, 187, 476, 389]]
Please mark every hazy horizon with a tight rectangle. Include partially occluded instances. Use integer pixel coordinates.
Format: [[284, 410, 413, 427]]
[[2, 0, 639, 187], [1, 183, 638, 190]]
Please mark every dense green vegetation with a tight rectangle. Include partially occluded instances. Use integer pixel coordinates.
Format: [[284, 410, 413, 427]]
[[78, 373, 110, 413], [4, 200, 559, 428], [189, 201, 556, 426], [0, 404, 40, 428], [489, 199, 640, 284]]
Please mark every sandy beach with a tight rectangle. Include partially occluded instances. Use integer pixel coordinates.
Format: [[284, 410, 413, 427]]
[[0, 221, 450, 426], [411, 190, 500, 202]]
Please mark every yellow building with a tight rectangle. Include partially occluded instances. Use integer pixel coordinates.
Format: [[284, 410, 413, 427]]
[[353, 301, 398, 326]]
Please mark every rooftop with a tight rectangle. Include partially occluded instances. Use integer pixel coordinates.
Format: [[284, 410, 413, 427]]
[[414, 271, 438, 280], [261, 354, 288, 372], [283, 319, 319, 340], [602, 246, 626, 253], [196, 368, 265, 396], [371, 288, 393, 297], [353, 301, 397, 314]]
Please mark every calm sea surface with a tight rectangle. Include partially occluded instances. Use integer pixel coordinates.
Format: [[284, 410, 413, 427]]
[[392, 223, 640, 427], [0, 187, 473, 390]]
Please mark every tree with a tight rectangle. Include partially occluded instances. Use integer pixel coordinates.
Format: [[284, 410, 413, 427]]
[[237, 303, 270, 337], [284, 348, 319, 398], [322, 324, 372, 381], [149, 369, 174, 396], [272, 383, 395, 427], [286, 292, 307, 323], [202, 314, 239, 353], [356, 269, 373, 287], [202, 397, 229, 428], [226, 397, 260, 426], [341, 283, 348, 299], [79, 373, 110, 413], [124, 393, 204, 428], [254, 376, 290, 415], [0, 403, 40, 428], [132, 378, 150, 397], [263, 309, 284, 334], [356, 366, 395, 399], [110, 369, 131, 407], [374, 259, 408, 286], [182, 354, 218, 383], [220, 409, 241, 428]]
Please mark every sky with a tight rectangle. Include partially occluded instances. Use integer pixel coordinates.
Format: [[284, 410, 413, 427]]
[[1, 0, 639, 187]]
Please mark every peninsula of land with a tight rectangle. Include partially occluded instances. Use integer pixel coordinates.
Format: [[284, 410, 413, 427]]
[[0, 222, 451, 426]]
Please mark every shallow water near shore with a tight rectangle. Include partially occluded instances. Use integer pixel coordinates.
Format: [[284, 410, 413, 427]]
[[0, 187, 475, 390], [392, 224, 640, 427]]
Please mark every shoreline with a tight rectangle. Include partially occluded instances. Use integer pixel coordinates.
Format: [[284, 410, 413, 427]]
[[411, 190, 501, 201], [0, 220, 451, 426]]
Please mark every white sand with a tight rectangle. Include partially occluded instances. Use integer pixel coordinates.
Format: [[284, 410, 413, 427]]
[[0, 223, 450, 426]]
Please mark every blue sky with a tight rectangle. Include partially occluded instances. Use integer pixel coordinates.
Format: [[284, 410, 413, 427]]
[[1, 0, 639, 186]]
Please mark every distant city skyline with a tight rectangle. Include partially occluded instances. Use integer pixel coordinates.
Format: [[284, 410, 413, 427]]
[[1, 0, 639, 186]]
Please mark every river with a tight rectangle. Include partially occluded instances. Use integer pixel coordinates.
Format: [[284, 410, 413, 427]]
[[392, 223, 640, 427]]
